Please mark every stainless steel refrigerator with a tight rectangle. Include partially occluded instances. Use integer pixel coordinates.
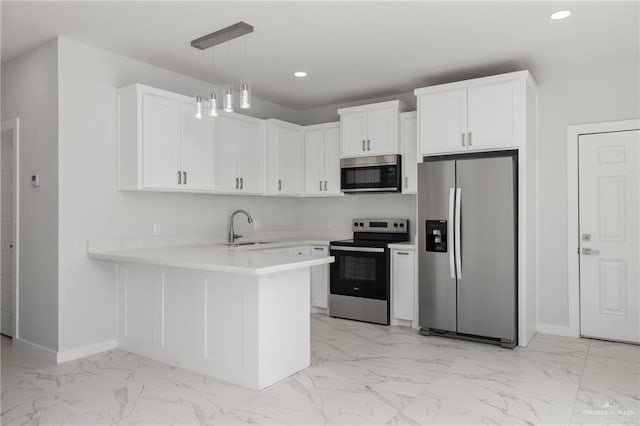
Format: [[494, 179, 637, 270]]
[[418, 151, 518, 348]]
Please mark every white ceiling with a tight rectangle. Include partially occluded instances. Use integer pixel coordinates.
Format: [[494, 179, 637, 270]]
[[2, 1, 638, 110]]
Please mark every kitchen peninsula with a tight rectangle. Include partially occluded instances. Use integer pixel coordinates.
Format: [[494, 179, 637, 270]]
[[89, 241, 334, 390]]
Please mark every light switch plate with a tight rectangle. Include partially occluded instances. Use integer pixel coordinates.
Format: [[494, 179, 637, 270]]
[[31, 174, 40, 187]]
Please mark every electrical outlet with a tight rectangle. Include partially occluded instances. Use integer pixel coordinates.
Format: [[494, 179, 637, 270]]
[[153, 223, 161, 236]]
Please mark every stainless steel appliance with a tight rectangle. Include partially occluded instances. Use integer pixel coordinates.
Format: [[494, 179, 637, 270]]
[[340, 155, 402, 193], [330, 218, 410, 325], [418, 151, 518, 348]]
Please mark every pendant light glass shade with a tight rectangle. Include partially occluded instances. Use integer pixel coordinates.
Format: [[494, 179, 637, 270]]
[[208, 92, 219, 117], [194, 96, 203, 119], [223, 85, 234, 112], [240, 81, 251, 109]]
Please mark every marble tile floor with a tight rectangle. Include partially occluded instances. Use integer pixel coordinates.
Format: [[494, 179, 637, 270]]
[[1, 314, 638, 425]]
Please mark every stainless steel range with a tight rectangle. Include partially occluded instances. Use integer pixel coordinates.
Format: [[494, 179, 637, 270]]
[[329, 218, 410, 325]]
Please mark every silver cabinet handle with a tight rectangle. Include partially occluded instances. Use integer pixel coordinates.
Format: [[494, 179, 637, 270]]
[[324, 180, 327, 191], [397, 252, 410, 256], [468, 132, 473, 146], [183, 171, 187, 185], [455, 188, 462, 279], [178, 170, 182, 185], [362, 140, 366, 151], [278, 179, 282, 191], [448, 188, 456, 279], [367, 139, 371, 151], [405, 177, 409, 189], [330, 245, 384, 253], [235, 177, 239, 189], [240, 177, 244, 189], [582, 248, 600, 255], [313, 247, 325, 251], [461, 133, 466, 147], [319, 180, 323, 191]]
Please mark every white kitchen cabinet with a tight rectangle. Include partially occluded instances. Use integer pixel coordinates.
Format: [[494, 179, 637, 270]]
[[303, 123, 341, 196], [338, 100, 405, 158], [400, 112, 417, 194], [391, 247, 416, 323], [119, 84, 215, 192], [415, 72, 525, 156], [309, 246, 329, 309], [265, 119, 304, 196], [214, 114, 265, 194]]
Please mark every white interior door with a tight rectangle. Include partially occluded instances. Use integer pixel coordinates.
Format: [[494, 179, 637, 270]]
[[1, 128, 15, 337], [579, 129, 639, 343]]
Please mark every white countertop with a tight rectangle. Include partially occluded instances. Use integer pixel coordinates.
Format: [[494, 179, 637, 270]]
[[88, 241, 335, 275]]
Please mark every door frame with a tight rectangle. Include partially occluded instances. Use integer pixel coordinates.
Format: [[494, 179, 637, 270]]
[[566, 118, 640, 338], [1, 118, 20, 339]]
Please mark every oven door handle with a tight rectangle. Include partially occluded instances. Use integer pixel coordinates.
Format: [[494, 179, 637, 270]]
[[329, 246, 385, 253]]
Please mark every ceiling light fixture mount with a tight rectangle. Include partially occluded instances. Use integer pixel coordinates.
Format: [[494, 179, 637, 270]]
[[550, 10, 572, 20], [191, 21, 254, 118]]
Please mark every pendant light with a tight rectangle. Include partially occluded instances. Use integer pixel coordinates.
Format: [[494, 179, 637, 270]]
[[208, 92, 219, 117], [240, 38, 251, 109], [223, 85, 234, 112], [194, 96, 203, 119]]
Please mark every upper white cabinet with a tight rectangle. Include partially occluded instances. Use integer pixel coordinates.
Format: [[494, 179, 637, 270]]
[[400, 112, 417, 194], [119, 84, 215, 192], [415, 71, 530, 156], [214, 115, 265, 194], [338, 100, 406, 158], [265, 119, 304, 196], [304, 123, 341, 196]]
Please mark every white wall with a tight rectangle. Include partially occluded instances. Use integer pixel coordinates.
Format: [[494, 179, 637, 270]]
[[1, 39, 59, 351], [533, 61, 639, 328], [56, 38, 302, 352]]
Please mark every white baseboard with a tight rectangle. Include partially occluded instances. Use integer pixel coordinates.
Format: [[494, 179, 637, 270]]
[[536, 323, 580, 338], [57, 339, 118, 363], [14, 338, 58, 364]]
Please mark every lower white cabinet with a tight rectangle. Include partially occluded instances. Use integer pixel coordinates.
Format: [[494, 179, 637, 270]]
[[309, 246, 329, 309], [391, 247, 416, 323]]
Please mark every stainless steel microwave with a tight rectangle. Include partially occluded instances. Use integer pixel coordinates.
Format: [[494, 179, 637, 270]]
[[340, 154, 402, 193]]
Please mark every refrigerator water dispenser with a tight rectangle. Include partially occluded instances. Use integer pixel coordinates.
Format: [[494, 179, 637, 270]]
[[425, 220, 447, 252]]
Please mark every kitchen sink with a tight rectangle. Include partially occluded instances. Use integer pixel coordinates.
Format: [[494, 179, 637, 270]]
[[218, 241, 274, 248]]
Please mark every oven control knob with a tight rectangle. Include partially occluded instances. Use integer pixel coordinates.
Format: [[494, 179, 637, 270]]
[[359, 222, 364, 227], [393, 223, 398, 228], [354, 223, 359, 227], [399, 223, 404, 228]]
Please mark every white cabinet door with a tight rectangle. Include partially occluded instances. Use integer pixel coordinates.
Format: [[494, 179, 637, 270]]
[[367, 107, 396, 155], [401, 113, 417, 194], [235, 120, 265, 194], [323, 126, 341, 195], [181, 103, 215, 192], [467, 81, 520, 150], [340, 112, 367, 158], [304, 129, 325, 195], [214, 117, 237, 193], [310, 246, 329, 309], [141, 93, 182, 189], [419, 89, 467, 155], [277, 126, 303, 195], [392, 249, 415, 321]]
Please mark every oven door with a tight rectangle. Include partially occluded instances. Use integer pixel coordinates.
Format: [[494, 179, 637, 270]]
[[340, 155, 401, 193], [329, 246, 389, 300]]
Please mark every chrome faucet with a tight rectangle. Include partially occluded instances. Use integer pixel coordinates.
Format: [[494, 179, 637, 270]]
[[228, 209, 254, 244]]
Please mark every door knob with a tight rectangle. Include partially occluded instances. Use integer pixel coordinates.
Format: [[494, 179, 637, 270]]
[[581, 248, 600, 255]]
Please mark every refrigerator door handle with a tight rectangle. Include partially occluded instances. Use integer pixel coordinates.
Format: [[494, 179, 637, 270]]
[[455, 188, 462, 279], [448, 188, 456, 279]]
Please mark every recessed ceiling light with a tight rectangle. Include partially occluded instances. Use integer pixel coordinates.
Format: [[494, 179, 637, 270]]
[[293, 71, 308, 78], [550, 10, 571, 20]]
